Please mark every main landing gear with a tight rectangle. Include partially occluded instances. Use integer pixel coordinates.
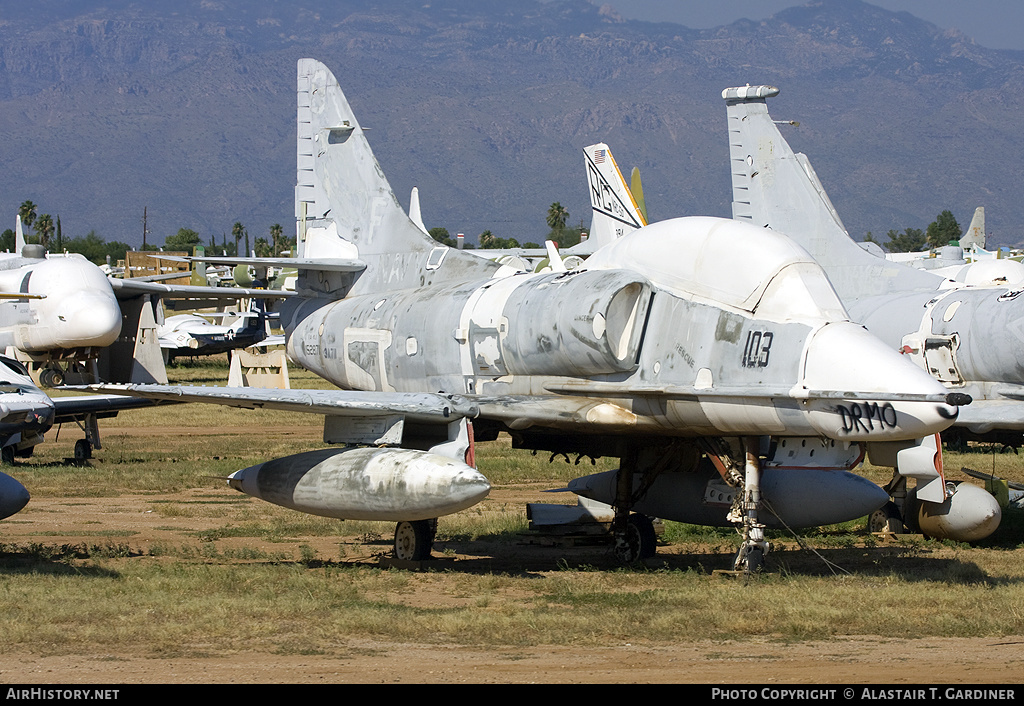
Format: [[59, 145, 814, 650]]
[[393, 519, 438, 562]]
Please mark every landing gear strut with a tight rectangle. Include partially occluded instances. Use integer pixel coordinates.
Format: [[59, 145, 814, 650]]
[[712, 434, 770, 573], [610, 446, 663, 563]]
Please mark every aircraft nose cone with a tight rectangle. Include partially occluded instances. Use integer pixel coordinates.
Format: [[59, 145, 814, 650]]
[[450, 466, 491, 507], [56, 293, 122, 348], [227, 464, 261, 497], [803, 322, 959, 441], [0, 471, 30, 520]]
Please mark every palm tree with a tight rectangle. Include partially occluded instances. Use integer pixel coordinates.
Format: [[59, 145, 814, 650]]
[[232, 221, 245, 257], [546, 202, 569, 231], [270, 223, 283, 257], [34, 214, 54, 249], [18, 201, 37, 230]]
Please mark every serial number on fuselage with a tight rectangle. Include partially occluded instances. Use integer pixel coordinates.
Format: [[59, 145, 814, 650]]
[[741, 330, 773, 368]]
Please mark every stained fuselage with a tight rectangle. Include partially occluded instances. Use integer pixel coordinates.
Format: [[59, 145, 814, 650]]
[[284, 217, 957, 444]]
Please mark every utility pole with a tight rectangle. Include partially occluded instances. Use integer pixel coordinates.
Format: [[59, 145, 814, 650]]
[[142, 207, 149, 250]]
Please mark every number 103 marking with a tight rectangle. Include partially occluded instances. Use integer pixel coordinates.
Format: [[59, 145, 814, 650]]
[[742, 330, 773, 368]]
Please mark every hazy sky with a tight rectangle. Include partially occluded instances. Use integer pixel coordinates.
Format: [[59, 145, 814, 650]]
[[605, 1, 1024, 51]]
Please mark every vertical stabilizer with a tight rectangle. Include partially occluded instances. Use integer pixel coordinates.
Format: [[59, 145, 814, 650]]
[[583, 144, 646, 251], [959, 207, 985, 250], [295, 59, 497, 292], [722, 85, 942, 301], [15, 216, 25, 254], [409, 187, 428, 234]]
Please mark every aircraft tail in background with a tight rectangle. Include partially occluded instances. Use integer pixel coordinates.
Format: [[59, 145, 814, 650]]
[[959, 206, 986, 250], [582, 143, 646, 252], [15, 216, 25, 254], [722, 85, 942, 300]]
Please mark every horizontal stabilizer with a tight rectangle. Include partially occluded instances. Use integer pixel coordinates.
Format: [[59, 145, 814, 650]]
[[108, 279, 295, 300], [153, 254, 366, 273]]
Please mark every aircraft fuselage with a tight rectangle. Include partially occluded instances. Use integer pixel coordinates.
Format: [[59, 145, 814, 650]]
[[285, 217, 958, 445]]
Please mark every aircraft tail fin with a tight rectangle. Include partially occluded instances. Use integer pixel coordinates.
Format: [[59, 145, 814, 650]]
[[15, 216, 25, 254], [583, 143, 646, 250], [409, 187, 428, 235], [232, 297, 268, 339], [722, 85, 941, 299], [959, 206, 985, 250], [294, 59, 496, 292]]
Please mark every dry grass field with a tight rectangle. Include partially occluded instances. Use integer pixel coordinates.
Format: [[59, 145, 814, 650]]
[[1, 358, 1023, 684]]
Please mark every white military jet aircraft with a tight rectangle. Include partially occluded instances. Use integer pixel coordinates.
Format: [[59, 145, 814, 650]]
[[1, 217, 122, 387], [86, 59, 969, 572], [720, 84, 1016, 540]]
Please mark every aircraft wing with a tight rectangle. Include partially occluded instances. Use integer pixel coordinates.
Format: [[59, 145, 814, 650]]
[[944, 398, 1024, 433], [50, 393, 180, 424], [108, 278, 295, 300], [82, 381, 969, 431], [153, 255, 366, 273], [542, 381, 971, 406], [79, 384, 479, 423]]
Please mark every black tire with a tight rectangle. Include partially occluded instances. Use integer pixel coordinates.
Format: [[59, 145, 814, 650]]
[[742, 546, 764, 574], [393, 520, 434, 561], [1, 446, 14, 465], [614, 514, 657, 563], [74, 439, 93, 462]]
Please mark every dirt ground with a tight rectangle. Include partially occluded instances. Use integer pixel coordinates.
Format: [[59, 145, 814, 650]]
[[3, 486, 1023, 685]]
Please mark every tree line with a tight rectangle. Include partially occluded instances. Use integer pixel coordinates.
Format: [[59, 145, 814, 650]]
[[864, 210, 969, 253], [10, 197, 583, 265], [428, 201, 587, 250], [5, 201, 295, 266]]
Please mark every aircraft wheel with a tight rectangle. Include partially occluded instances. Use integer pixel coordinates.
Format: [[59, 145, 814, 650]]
[[38, 366, 65, 388], [74, 439, 93, 463], [741, 546, 764, 574], [614, 513, 657, 563], [393, 520, 434, 561], [1, 446, 14, 465], [868, 502, 903, 535]]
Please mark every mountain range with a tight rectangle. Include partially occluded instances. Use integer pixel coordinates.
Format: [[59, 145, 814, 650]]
[[2, 0, 1022, 249]]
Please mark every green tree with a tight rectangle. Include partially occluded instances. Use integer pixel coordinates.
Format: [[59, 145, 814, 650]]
[[428, 227, 457, 247], [548, 226, 583, 249], [0, 228, 14, 252], [63, 231, 108, 262], [18, 201, 37, 230], [232, 221, 246, 257], [478, 230, 521, 249], [884, 227, 927, 253], [34, 213, 54, 249], [254, 236, 271, 257], [103, 240, 131, 265], [926, 210, 961, 248], [546, 202, 569, 231], [269, 223, 283, 257], [59, 230, 133, 265], [164, 227, 201, 252]]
